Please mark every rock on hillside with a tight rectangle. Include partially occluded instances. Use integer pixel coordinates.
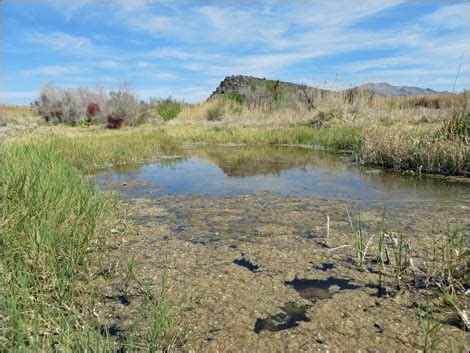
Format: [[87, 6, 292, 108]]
[[210, 75, 328, 110]]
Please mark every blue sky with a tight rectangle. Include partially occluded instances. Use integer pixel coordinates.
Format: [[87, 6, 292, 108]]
[[2, 0, 470, 104]]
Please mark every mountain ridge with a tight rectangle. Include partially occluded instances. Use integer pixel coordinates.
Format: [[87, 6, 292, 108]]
[[208, 75, 453, 110]]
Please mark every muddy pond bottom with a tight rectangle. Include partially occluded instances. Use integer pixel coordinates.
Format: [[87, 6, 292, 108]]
[[96, 145, 470, 205]]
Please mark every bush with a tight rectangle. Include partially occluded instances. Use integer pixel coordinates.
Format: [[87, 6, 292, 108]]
[[225, 91, 244, 104], [155, 97, 182, 121], [105, 86, 140, 128], [206, 101, 225, 121], [33, 84, 109, 125], [34, 83, 141, 127]]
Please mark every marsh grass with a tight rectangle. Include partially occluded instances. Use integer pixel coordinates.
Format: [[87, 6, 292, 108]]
[[347, 210, 365, 267], [1, 139, 114, 350], [1, 135, 186, 351], [11, 129, 183, 170], [421, 225, 469, 329], [166, 124, 362, 151], [346, 209, 376, 268], [418, 295, 443, 353], [341, 208, 468, 344]]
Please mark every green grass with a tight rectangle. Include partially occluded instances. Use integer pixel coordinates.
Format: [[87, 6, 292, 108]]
[[14, 130, 183, 170], [167, 125, 363, 151], [1, 139, 114, 351], [1, 134, 185, 351]]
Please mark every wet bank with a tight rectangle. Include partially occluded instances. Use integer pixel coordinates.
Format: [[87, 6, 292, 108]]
[[95, 145, 470, 351]]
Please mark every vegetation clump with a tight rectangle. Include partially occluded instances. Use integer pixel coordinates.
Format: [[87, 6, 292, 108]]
[[1, 135, 186, 351], [154, 97, 182, 121], [33, 83, 142, 128]]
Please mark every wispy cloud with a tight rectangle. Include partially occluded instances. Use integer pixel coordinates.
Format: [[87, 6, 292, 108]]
[[28, 31, 97, 55], [21, 65, 83, 76], [3, 0, 469, 104]]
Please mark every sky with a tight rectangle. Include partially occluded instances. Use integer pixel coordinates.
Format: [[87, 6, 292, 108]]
[[2, 0, 470, 104]]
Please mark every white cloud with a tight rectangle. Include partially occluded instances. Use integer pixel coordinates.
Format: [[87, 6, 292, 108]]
[[7, 1, 470, 104], [423, 3, 470, 29], [21, 65, 83, 76], [29, 31, 96, 55]]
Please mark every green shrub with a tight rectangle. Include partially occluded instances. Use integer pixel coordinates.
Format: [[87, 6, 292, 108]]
[[225, 91, 244, 104], [155, 97, 182, 121]]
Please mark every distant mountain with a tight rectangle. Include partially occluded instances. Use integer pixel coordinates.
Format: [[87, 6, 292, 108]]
[[348, 82, 450, 97]]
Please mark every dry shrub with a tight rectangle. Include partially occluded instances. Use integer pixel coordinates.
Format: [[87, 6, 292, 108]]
[[33, 83, 143, 127], [105, 85, 140, 128], [34, 83, 108, 125]]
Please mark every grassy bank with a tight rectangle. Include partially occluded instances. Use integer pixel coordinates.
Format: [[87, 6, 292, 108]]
[[2, 139, 115, 350], [360, 108, 470, 176], [165, 124, 362, 151], [1, 136, 185, 351]]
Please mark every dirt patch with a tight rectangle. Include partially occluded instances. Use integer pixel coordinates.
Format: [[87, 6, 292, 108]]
[[101, 194, 469, 351]]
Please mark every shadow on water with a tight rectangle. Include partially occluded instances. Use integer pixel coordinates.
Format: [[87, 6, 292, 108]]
[[254, 302, 311, 333], [96, 145, 470, 205], [285, 276, 359, 302]]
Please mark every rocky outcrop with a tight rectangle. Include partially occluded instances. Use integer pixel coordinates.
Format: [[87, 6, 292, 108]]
[[209, 75, 328, 110], [209, 75, 451, 109]]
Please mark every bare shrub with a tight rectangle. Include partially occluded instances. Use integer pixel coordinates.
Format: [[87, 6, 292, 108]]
[[34, 83, 81, 124], [34, 83, 110, 125], [106, 84, 140, 128], [34, 83, 142, 127]]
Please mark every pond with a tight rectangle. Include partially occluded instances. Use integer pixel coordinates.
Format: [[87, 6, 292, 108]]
[[96, 145, 470, 206]]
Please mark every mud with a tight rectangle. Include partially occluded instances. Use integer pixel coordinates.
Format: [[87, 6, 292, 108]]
[[98, 194, 469, 351], [96, 146, 470, 351]]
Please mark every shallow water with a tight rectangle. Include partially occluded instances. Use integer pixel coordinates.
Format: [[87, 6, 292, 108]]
[[253, 302, 311, 333], [96, 145, 470, 205], [285, 277, 359, 301]]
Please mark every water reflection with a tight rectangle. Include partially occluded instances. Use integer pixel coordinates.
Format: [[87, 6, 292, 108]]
[[96, 145, 470, 204]]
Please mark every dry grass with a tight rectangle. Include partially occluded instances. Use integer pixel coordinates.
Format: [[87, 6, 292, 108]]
[[174, 93, 462, 129], [361, 123, 469, 176], [0, 105, 40, 126]]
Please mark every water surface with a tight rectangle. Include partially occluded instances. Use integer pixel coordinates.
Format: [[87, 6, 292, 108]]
[[96, 145, 470, 205]]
